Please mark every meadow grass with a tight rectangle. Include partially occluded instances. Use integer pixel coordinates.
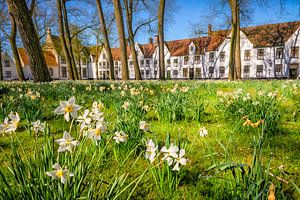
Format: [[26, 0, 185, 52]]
[[0, 80, 299, 199]]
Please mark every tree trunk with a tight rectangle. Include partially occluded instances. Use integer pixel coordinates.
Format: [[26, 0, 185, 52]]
[[124, 0, 142, 80], [57, 0, 74, 80], [228, 0, 237, 81], [235, 4, 241, 80], [0, 41, 3, 81], [62, 0, 78, 80], [113, 0, 129, 80], [158, 0, 166, 80], [95, 0, 114, 80], [6, 0, 52, 82], [9, 14, 25, 81]]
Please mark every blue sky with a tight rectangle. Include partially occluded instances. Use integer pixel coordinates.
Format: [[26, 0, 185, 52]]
[[136, 0, 300, 43]]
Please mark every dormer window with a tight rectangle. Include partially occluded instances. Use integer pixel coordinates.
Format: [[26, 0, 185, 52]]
[[4, 60, 10, 67], [190, 46, 194, 52], [103, 54, 106, 59]]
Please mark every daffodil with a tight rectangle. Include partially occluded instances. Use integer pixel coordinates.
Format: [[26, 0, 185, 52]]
[[54, 96, 81, 122], [55, 131, 79, 152], [161, 143, 179, 166], [146, 139, 157, 163], [77, 109, 91, 131], [122, 101, 130, 110], [31, 120, 45, 133], [86, 122, 107, 141], [199, 127, 208, 137], [46, 163, 74, 184], [139, 121, 150, 131], [113, 131, 128, 143], [172, 149, 187, 171]]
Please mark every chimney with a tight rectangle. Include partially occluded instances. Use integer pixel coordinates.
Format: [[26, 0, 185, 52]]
[[208, 24, 212, 37], [154, 35, 158, 44], [149, 38, 153, 44]]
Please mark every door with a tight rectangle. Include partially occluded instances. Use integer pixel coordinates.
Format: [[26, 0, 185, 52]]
[[289, 64, 298, 79]]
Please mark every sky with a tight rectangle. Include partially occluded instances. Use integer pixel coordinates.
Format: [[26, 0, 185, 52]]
[[136, 0, 300, 44]]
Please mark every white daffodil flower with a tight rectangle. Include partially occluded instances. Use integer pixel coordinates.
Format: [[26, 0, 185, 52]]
[[3, 112, 21, 132], [172, 149, 187, 171], [31, 120, 45, 133], [161, 143, 179, 166], [46, 163, 74, 184], [0, 117, 10, 133], [122, 101, 130, 110], [90, 102, 104, 121], [113, 131, 128, 143], [145, 139, 158, 163], [86, 122, 107, 141], [54, 96, 81, 122], [199, 127, 208, 137], [139, 121, 150, 131], [77, 109, 91, 131], [55, 131, 79, 152]]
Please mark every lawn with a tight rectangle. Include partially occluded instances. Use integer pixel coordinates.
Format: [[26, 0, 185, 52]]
[[0, 80, 299, 199]]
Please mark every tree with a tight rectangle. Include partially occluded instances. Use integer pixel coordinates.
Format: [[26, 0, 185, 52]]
[[158, 0, 166, 80], [95, 0, 114, 80], [57, 0, 75, 80], [124, 0, 141, 80], [113, 0, 129, 80], [61, 0, 79, 79], [6, 0, 52, 82]]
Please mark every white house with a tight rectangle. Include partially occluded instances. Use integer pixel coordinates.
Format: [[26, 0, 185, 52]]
[[93, 20, 300, 80], [1, 53, 18, 80]]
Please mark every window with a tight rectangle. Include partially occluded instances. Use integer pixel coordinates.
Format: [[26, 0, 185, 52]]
[[173, 59, 178, 66], [183, 68, 188, 77], [195, 56, 200, 64], [209, 52, 214, 62], [4, 60, 10, 67], [276, 48, 283, 59], [244, 50, 251, 61], [129, 61, 133, 66], [82, 68, 87, 78], [257, 49, 264, 60], [190, 46, 194, 52], [173, 70, 178, 76], [243, 65, 250, 78], [195, 68, 201, 78], [61, 57, 66, 64], [256, 65, 263, 77], [291, 46, 299, 58], [220, 52, 225, 62], [61, 67, 67, 78], [184, 56, 189, 65], [275, 64, 283, 76], [48, 68, 54, 77], [167, 59, 171, 65], [154, 70, 158, 76], [4, 71, 11, 78], [219, 66, 225, 77], [140, 60, 144, 65], [114, 61, 118, 68], [103, 54, 106, 59], [141, 70, 144, 76], [146, 70, 150, 77], [103, 62, 107, 68], [208, 67, 214, 78], [146, 59, 150, 65]]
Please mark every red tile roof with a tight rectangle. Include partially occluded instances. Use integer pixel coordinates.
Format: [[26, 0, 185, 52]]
[[139, 43, 157, 58], [18, 48, 58, 66], [242, 21, 300, 47]]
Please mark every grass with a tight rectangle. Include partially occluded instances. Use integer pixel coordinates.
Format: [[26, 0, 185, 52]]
[[0, 80, 299, 199]]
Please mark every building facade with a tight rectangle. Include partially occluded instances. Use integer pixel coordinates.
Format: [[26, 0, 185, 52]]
[[93, 20, 300, 80], [2, 21, 300, 81], [1, 53, 18, 81]]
